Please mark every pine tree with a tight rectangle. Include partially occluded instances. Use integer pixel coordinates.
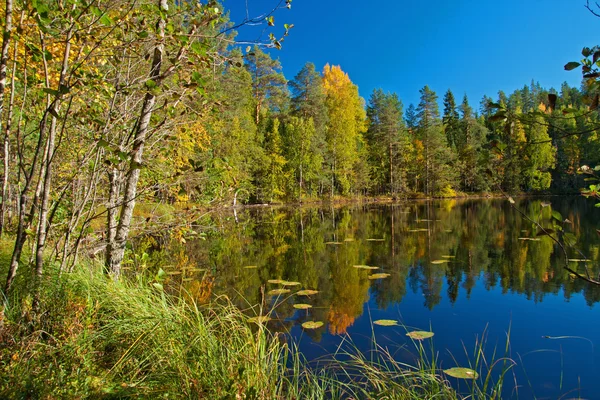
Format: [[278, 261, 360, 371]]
[[405, 103, 418, 131], [245, 46, 289, 124], [442, 89, 460, 150], [417, 86, 441, 195], [366, 89, 409, 195]]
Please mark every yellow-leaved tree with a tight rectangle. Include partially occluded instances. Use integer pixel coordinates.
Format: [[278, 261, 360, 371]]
[[322, 65, 367, 196]]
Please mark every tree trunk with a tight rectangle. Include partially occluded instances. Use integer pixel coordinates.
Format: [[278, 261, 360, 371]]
[[0, 0, 13, 238], [105, 0, 167, 278]]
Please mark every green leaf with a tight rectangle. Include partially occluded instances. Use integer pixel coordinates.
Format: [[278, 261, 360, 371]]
[[373, 319, 398, 326], [100, 14, 113, 26], [152, 282, 163, 290], [43, 87, 59, 96], [564, 61, 581, 71], [583, 47, 592, 57], [301, 321, 323, 330], [444, 367, 479, 379], [551, 210, 563, 222], [145, 79, 157, 89], [406, 331, 434, 340]]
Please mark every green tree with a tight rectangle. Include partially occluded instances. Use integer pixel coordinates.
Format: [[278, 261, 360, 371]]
[[245, 46, 289, 124], [442, 89, 460, 150]]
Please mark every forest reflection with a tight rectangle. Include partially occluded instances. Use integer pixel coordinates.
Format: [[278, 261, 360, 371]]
[[160, 197, 600, 337]]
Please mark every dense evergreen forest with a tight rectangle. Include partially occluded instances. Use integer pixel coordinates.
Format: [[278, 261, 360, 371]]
[[0, 0, 598, 287]]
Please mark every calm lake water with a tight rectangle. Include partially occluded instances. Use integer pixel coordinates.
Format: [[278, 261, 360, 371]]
[[163, 196, 600, 399]]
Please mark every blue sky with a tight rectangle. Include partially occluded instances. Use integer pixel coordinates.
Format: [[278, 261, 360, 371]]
[[226, 0, 599, 110]]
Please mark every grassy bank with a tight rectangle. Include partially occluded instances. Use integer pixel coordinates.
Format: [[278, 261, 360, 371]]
[[0, 257, 508, 399]]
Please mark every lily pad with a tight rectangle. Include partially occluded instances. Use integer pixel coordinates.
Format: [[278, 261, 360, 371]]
[[344, 238, 355, 242], [406, 331, 434, 340], [244, 265, 258, 269], [441, 255, 455, 259], [431, 260, 449, 264], [373, 319, 398, 326], [325, 241, 343, 245], [268, 279, 286, 284], [369, 273, 391, 280], [443, 367, 479, 379], [568, 259, 590, 262], [247, 316, 271, 324], [353, 265, 379, 270], [302, 321, 324, 330], [409, 229, 429, 232], [268, 288, 290, 296], [282, 281, 301, 286], [518, 237, 541, 241], [366, 238, 385, 242], [296, 289, 319, 296], [293, 304, 312, 310]]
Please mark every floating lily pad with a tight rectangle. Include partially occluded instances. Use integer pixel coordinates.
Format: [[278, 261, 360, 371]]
[[374, 319, 398, 326], [409, 229, 429, 232], [369, 273, 391, 280], [268, 288, 290, 296], [244, 265, 258, 269], [366, 238, 385, 242], [282, 281, 301, 286], [568, 259, 590, 262], [268, 279, 286, 284], [431, 260, 449, 264], [442, 255, 455, 259], [344, 238, 355, 242], [325, 241, 343, 245], [296, 289, 319, 296], [353, 265, 379, 270], [406, 331, 434, 340], [417, 219, 432, 222], [293, 304, 312, 310], [247, 316, 271, 324], [166, 271, 182, 275], [443, 367, 479, 379], [302, 321, 324, 330], [518, 237, 541, 241]]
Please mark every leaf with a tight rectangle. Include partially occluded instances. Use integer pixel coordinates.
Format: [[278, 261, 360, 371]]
[[444, 367, 479, 379], [152, 282, 163, 290], [244, 265, 258, 269], [583, 47, 592, 57], [431, 260, 449, 264], [406, 331, 434, 340], [301, 321, 323, 330], [368, 273, 390, 280], [564, 61, 581, 71], [293, 304, 312, 310], [508, 197, 515, 204], [281, 281, 301, 286], [353, 265, 379, 270], [268, 279, 286, 284], [373, 319, 398, 326], [296, 289, 319, 296], [268, 288, 290, 296], [551, 210, 563, 222], [43, 87, 59, 97], [366, 238, 385, 242], [145, 79, 157, 89]]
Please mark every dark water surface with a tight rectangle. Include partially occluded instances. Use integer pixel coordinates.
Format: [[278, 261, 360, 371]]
[[165, 197, 600, 399]]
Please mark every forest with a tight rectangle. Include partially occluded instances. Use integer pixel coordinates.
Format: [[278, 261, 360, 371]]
[[1, 0, 600, 398], [0, 0, 598, 288]]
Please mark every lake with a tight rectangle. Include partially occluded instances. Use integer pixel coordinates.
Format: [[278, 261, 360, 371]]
[[161, 196, 600, 399]]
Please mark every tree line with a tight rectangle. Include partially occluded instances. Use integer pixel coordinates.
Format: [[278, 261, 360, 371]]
[[0, 0, 598, 295]]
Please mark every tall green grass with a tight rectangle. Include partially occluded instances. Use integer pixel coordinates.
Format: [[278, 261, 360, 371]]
[[0, 259, 512, 399]]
